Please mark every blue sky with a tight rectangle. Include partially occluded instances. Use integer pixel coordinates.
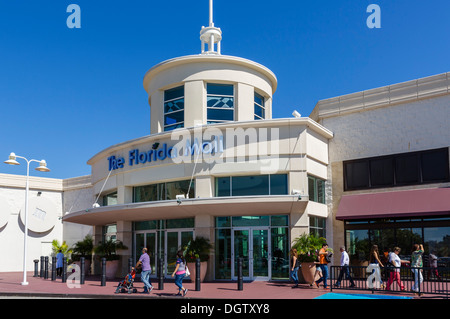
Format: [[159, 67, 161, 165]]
[[0, 0, 449, 179]]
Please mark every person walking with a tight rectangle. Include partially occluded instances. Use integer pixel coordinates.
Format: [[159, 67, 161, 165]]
[[411, 244, 424, 293], [315, 243, 330, 289], [56, 250, 64, 277], [171, 250, 188, 296], [310, 263, 322, 287], [385, 247, 409, 291], [368, 244, 384, 289], [290, 248, 300, 288], [136, 247, 153, 293], [334, 246, 355, 288], [428, 251, 442, 281]]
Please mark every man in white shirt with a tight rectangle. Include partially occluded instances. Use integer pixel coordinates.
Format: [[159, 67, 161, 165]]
[[334, 246, 355, 288]]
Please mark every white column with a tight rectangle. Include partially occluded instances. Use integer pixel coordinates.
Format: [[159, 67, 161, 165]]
[[209, 0, 213, 26], [209, 34, 214, 52]]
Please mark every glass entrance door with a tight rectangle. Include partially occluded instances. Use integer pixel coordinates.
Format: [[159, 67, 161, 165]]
[[166, 231, 179, 275], [135, 230, 193, 278], [252, 229, 269, 279], [232, 228, 270, 280], [135, 231, 157, 276], [233, 229, 250, 279], [165, 230, 194, 277]]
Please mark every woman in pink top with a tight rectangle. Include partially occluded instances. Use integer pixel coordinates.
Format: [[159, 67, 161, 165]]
[[385, 247, 409, 291], [171, 250, 188, 296]]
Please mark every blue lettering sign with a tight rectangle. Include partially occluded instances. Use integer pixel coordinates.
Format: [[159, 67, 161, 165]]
[[108, 135, 223, 171]]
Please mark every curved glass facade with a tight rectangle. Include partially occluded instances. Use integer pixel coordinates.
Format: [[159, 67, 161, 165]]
[[254, 92, 265, 120], [164, 86, 184, 131], [133, 179, 195, 202], [215, 174, 288, 197], [207, 83, 234, 124]]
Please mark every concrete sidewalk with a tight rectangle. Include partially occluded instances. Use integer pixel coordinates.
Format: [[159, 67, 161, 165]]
[[0, 272, 327, 299], [0, 271, 422, 299]]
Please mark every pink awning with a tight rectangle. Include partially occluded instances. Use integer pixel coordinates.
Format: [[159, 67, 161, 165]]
[[336, 188, 450, 220]]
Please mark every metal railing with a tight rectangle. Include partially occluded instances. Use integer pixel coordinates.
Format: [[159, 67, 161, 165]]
[[330, 265, 449, 298]]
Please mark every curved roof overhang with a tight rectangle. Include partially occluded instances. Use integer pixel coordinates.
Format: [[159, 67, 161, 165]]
[[63, 195, 307, 226], [143, 54, 278, 95]]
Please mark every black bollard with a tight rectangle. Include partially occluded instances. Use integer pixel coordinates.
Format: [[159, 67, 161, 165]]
[[101, 258, 106, 286], [80, 257, 85, 285], [40, 256, 44, 277], [44, 256, 49, 279], [128, 257, 133, 273], [62, 257, 67, 283], [51, 257, 56, 281], [237, 257, 243, 291], [33, 259, 39, 277], [195, 258, 201, 291], [158, 258, 164, 290]]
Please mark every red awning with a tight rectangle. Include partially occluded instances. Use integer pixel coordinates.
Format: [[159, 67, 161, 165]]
[[336, 188, 450, 220]]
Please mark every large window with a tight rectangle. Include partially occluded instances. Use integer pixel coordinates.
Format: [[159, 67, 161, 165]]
[[308, 175, 326, 204], [207, 83, 234, 124], [133, 179, 195, 202], [309, 216, 327, 238], [134, 218, 195, 231], [344, 217, 450, 266], [103, 224, 117, 242], [164, 86, 184, 131], [344, 148, 449, 191], [254, 92, 265, 120], [215, 174, 288, 197], [102, 191, 117, 206]]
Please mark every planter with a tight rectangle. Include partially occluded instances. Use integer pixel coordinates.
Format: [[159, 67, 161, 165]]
[[72, 259, 92, 276], [300, 262, 321, 284], [105, 259, 120, 279], [350, 260, 368, 279], [186, 261, 208, 282]]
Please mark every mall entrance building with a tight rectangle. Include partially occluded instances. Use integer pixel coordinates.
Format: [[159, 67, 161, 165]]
[[3, 1, 449, 277], [62, 1, 450, 279], [63, 10, 333, 281], [132, 215, 291, 281]]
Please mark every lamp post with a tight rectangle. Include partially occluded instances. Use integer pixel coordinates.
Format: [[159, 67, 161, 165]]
[[4, 152, 50, 285]]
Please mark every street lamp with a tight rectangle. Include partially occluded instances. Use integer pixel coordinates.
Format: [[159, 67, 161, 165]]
[[4, 152, 50, 285]]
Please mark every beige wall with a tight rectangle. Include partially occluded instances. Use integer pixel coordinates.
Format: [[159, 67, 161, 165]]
[[143, 55, 277, 135], [87, 119, 332, 205], [311, 72, 450, 262]]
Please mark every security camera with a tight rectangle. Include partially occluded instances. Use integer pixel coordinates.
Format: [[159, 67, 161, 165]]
[[292, 189, 302, 200], [292, 110, 301, 118], [176, 194, 185, 204]]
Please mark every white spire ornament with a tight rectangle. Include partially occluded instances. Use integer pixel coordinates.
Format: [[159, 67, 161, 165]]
[[200, 0, 222, 55]]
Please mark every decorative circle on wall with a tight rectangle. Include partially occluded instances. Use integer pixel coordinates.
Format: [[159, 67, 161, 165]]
[[19, 197, 57, 233], [0, 195, 11, 229]]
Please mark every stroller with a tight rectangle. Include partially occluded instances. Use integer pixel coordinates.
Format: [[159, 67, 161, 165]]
[[114, 268, 137, 294]]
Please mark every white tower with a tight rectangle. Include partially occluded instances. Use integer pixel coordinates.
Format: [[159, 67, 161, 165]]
[[200, 0, 222, 55]]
